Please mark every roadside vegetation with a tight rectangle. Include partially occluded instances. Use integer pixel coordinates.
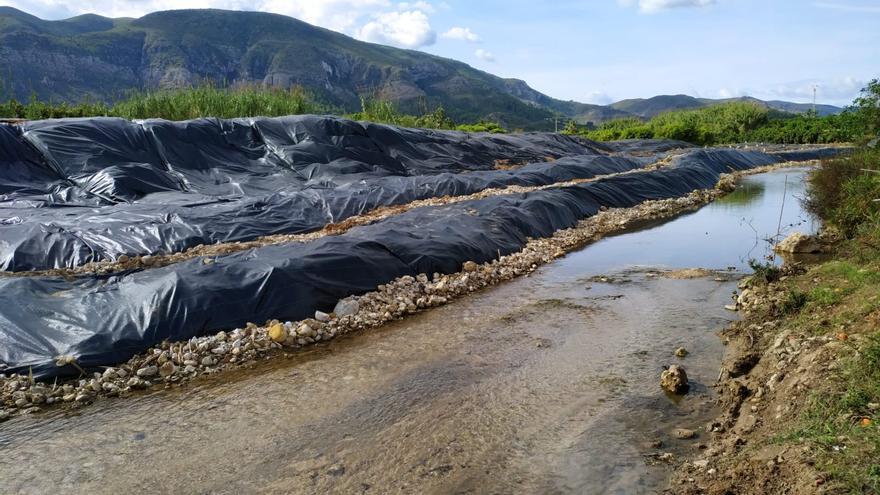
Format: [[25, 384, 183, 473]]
[[769, 79, 880, 492], [565, 101, 857, 145], [0, 82, 856, 144], [0, 84, 508, 133]]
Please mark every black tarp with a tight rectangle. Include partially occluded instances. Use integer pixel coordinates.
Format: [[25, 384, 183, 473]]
[[1, 116, 673, 272], [0, 115, 842, 377]]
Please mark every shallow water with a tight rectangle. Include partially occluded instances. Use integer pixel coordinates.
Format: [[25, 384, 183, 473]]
[[0, 168, 816, 495]]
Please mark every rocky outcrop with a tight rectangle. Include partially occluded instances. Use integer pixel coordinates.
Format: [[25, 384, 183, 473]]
[[773, 232, 821, 254]]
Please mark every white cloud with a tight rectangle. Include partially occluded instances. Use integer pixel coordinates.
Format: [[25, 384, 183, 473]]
[[474, 48, 495, 62], [583, 91, 614, 105], [358, 10, 436, 48], [441, 26, 481, 42], [618, 0, 716, 13], [398, 1, 435, 13], [761, 77, 866, 104], [262, 0, 391, 32], [813, 1, 880, 14], [2, 0, 445, 48], [718, 87, 746, 99]]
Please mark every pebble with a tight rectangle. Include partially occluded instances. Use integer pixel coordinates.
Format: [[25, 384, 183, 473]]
[[159, 362, 176, 378], [136, 365, 158, 378], [268, 323, 287, 343], [674, 347, 689, 358], [334, 298, 359, 317], [462, 261, 478, 272], [674, 428, 697, 439], [315, 310, 331, 322]]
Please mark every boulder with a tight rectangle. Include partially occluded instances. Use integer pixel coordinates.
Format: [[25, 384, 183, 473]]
[[774, 232, 820, 254], [660, 365, 689, 394]]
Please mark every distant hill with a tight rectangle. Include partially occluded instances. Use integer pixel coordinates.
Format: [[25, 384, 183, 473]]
[[0, 7, 844, 129], [611, 94, 842, 119]]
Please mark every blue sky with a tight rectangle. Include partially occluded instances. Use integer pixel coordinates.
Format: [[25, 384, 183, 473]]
[[3, 0, 877, 106]]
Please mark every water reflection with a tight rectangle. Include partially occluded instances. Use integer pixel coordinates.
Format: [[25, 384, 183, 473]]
[[553, 167, 817, 275]]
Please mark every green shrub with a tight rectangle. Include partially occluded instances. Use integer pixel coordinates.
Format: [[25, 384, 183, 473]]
[[807, 149, 880, 236], [748, 258, 782, 284], [456, 121, 506, 133], [577, 101, 856, 146], [781, 289, 808, 314]]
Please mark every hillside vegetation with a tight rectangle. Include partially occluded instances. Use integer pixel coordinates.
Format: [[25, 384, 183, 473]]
[[567, 101, 856, 145]]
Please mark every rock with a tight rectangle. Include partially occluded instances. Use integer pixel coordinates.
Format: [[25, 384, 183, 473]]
[[724, 304, 738, 311], [716, 174, 736, 192], [693, 459, 710, 469], [296, 323, 316, 338], [159, 361, 176, 377], [729, 353, 760, 378], [0, 410, 9, 421], [462, 261, 478, 272], [674, 347, 689, 358], [141, 255, 155, 266], [136, 365, 158, 378], [200, 356, 216, 367], [334, 298, 359, 317], [268, 323, 288, 343], [674, 428, 697, 439], [774, 232, 820, 254], [315, 310, 331, 322], [660, 365, 689, 394], [117, 254, 130, 263]]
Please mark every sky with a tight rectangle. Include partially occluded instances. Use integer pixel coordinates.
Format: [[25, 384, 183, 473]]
[[2, 0, 877, 106]]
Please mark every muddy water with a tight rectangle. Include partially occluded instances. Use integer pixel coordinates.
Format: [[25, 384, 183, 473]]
[[0, 169, 815, 495]]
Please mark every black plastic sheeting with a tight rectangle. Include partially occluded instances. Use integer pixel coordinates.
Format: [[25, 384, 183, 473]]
[[0, 116, 681, 272], [0, 115, 841, 378]]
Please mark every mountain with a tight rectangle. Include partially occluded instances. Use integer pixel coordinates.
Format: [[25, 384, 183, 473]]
[[0, 7, 573, 129], [0, 7, 843, 129], [611, 94, 843, 119]]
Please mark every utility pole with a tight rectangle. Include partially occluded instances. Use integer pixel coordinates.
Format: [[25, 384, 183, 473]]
[[812, 85, 817, 115]]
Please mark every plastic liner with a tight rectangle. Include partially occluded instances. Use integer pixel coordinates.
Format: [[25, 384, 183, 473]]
[[1, 116, 677, 272], [0, 144, 837, 378], [0, 115, 842, 376]]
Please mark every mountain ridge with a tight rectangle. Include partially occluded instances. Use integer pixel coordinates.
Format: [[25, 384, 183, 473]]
[[0, 7, 842, 129]]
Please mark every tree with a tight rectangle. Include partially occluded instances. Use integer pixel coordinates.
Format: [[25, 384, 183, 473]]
[[852, 79, 880, 142]]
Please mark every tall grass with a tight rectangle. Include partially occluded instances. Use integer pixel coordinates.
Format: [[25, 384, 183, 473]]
[[111, 84, 319, 120], [0, 86, 509, 132]]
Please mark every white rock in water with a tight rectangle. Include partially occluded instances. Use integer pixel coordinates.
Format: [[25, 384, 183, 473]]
[[774, 232, 820, 254], [315, 310, 331, 322], [334, 298, 359, 317]]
